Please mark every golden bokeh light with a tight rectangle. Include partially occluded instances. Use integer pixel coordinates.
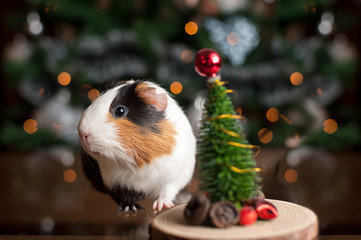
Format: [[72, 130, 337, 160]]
[[284, 169, 298, 183], [88, 89, 100, 101], [266, 108, 280, 122], [317, 88, 324, 96], [63, 169, 77, 183], [185, 21, 198, 35], [57, 72, 71, 86], [170, 81, 183, 95], [290, 72, 303, 86], [181, 49, 194, 63], [258, 128, 273, 144], [323, 119, 338, 134], [227, 32, 239, 46], [24, 119, 38, 134]]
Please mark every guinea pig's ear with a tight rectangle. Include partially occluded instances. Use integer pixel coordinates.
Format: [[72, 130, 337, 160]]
[[137, 86, 168, 112]]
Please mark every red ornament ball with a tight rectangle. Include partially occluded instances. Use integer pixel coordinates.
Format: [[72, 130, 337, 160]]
[[194, 48, 222, 77]]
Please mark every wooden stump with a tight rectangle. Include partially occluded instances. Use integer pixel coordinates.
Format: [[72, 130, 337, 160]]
[[150, 199, 318, 240]]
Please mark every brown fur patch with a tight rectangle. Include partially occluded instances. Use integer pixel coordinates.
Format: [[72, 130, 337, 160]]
[[107, 113, 177, 168]]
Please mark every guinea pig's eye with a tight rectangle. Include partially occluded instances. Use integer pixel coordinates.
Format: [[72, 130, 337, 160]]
[[114, 105, 128, 118]]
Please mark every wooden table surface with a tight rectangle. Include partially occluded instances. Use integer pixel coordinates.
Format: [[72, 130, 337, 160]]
[[1, 148, 361, 239]]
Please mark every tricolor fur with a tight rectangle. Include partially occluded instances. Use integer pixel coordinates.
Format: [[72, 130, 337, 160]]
[[78, 80, 196, 211]]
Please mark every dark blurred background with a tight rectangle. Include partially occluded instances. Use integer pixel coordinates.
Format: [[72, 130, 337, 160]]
[[0, 0, 361, 238]]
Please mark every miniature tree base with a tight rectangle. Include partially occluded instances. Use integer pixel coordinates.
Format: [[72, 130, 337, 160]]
[[150, 199, 318, 240]]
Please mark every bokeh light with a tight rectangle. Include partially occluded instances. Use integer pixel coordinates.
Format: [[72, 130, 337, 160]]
[[258, 128, 273, 144], [58, 72, 71, 86], [88, 89, 100, 101], [40, 217, 55, 233], [27, 12, 43, 35], [323, 119, 338, 134], [170, 81, 183, 95], [23, 119, 38, 134], [185, 21, 198, 35], [181, 49, 194, 63], [266, 108, 280, 122], [63, 169, 77, 183], [317, 88, 324, 96], [227, 32, 239, 46], [318, 12, 334, 35], [285, 134, 301, 148], [290, 72, 303, 86], [284, 169, 298, 183]]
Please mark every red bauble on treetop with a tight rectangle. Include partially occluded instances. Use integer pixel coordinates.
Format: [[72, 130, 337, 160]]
[[194, 48, 222, 77]]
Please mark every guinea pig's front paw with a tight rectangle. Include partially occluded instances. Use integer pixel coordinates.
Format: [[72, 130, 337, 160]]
[[117, 203, 146, 213], [153, 199, 174, 212]]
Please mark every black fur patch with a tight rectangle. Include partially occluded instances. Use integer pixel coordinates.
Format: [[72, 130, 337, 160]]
[[81, 148, 107, 193], [109, 81, 165, 133], [109, 185, 146, 207]]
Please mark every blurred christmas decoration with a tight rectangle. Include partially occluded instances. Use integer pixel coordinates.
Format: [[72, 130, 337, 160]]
[[204, 16, 260, 65], [1, 0, 360, 151]]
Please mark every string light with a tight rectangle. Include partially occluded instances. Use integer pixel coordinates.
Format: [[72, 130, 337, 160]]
[[63, 169, 77, 183], [170, 81, 183, 94], [290, 72, 303, 86], [318, 12, 334, 35], [88, 89, 100, 101], [27, 12, 43, 35], [323, 119, 338, 134], [24, 119, 38, 134], [258, 128, 273, 144], [284, 169, 298, 183], [58, 72, 71, 86], [185, 21, 198, 35], [266, 108, 279, 122], [180, 49, 194, 63]]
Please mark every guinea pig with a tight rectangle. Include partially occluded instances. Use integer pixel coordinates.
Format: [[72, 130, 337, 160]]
[[78, 80, 196, 212]]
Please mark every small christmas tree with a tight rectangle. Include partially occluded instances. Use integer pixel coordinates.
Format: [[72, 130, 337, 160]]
[[195, 49, 262, 204]]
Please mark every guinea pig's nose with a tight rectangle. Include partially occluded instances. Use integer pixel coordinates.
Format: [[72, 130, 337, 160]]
[[79, 131, 91, 143]]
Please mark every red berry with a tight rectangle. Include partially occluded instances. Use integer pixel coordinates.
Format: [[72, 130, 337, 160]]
[[254, 200, 278, 220], [239, 206, 257, 226]]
